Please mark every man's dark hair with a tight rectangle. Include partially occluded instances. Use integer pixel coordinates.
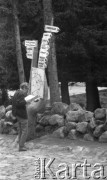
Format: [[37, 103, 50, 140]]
[[20, 82, 28, 90]]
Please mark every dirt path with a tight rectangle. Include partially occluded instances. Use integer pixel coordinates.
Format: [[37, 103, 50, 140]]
[[0, 134, 107, 180]]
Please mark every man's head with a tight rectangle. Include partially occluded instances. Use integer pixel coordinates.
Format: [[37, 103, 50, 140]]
[[20, 82, 29, 96]]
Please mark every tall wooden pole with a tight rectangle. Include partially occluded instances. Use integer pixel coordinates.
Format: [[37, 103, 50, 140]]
[[29, 43, 38, 94], [43, 0, 60, 105], [12, 0, 25, 83]]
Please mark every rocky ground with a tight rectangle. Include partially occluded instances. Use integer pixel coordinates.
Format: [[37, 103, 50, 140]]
[[1, 87, 107, 180], [0, 134, 107, 180]]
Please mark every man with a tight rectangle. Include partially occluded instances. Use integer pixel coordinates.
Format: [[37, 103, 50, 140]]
[[12, 82, 29, 151]]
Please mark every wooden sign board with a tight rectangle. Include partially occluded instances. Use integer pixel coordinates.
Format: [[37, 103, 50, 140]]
[[26, 53, 33, 59], [45, 25, 60, 33], [25, 40, 38, 47], [31, 67, 45, 98]]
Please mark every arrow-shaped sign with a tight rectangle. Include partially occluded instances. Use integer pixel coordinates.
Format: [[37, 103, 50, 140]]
[[45, 25, 60, 33]]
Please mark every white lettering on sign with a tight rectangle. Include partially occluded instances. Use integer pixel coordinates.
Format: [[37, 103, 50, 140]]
[[42, 37, 50, 41], [43, 32, 52, 38], [41, 41, 48, 46], [26, 53, 33, 59], [39, 54, 47, 58], [38, 62, 45, 69], [39, 51, 49, 58], [40, 48, 48, 53], [39, 56, 46, 62], [45, 25, 60, 33], [40, 50, 49, 56], [26, 46, 34, 53], [41, 44, 50, 50], [42, 38, 50, 43], [25, 40, 38, 47], [38, 32, 52, 69]]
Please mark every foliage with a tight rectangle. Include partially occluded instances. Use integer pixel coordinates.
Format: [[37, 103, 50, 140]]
[[0, 0, 43, 89], [0, 0, 107, 90], [18, 0, 43, 82], [52, 0, 107, 84]]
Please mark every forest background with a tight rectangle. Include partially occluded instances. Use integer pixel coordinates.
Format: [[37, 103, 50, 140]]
[[0, 0, 107, 112]]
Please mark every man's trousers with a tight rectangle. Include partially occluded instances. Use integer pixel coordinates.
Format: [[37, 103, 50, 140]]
[[16, 116, 28, 148]]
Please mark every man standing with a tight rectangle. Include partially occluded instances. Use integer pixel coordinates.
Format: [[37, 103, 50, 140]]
[[12, 82, 29, 151]]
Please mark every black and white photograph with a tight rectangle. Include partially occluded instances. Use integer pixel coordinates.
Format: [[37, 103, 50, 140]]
[[0, 0, 107, 179]]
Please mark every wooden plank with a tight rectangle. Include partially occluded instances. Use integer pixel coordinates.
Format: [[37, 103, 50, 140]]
[[29, 42, 38, 94]]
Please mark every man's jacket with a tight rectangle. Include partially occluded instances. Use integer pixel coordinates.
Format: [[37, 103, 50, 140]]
[[12, 89, 27, 119]]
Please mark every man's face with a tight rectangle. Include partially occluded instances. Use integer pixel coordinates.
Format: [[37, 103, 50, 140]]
[[23, 87, 28, 96]]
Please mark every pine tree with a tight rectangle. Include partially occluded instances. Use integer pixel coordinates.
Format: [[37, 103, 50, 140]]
[[53, 0, 107, 110]]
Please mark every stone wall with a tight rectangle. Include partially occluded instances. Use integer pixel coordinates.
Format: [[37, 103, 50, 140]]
[[0, 105, 17, 135], [35, 102, 107, 143], [1, 102, 107, 143]]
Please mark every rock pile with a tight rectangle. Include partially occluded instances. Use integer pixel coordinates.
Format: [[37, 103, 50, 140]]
[[35, 102, 107, 143], [0, 105, 18, 135], [1, 102, 107, 143]]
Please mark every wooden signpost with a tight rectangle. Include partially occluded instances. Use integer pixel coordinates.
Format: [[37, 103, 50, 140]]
[[25, 40, 38, 94], [25, 25, 60, 97]]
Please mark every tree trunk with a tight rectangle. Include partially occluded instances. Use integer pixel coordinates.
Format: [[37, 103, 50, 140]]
[[61, 77, 70, 105], [86, 80, 101, 112], [43, 0, 60, 105], [12, 0, 25, 84]]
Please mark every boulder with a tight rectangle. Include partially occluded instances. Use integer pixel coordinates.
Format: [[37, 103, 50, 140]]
[[35, 124, 44, 132], [0, 119, 5, 133], [13, 122, 18, 131], [36, 113, 44, 123], [5, 110, 17, 122], [76, 122, 88, 134], [66, 110, 85, 122], [6, 105, 12, 112], [67, 103, 83, 112], [0, 106, 5, 120], [66, 122, 76, 133], [99, 131, 107, 143], [5, 110, 12, 121], [3, 121, 13, 134], [9, 129, 17, 135], [68, 129, 77, 140], [43, 106, 52, 115], [39, 115, 51, 126], [49, 114, 64, 126], [103, 121, 107, 131], [85, 111, 94, 122], [83, 133, 94, 141], [95, 120, 105, 125], [45, 126, 52, 133], [56, 116, 65, 127], [93, 125, 104, 138], [89, 118, 96, 130], [52, 126, 66, 138], [51, 102, 68, 115], [94, 108, 106, 120]]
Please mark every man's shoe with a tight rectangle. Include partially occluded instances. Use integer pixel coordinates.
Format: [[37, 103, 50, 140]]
[[19, 147, 27, 151]]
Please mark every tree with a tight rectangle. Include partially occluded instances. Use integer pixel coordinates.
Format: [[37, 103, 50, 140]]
[[0, 0, 19, 91], [0, 0, 44, 89], [12, 0, 25, 83], [18, 0, 43, 82], [53, 0, 107, 111], [42, 0, 60, 105]]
